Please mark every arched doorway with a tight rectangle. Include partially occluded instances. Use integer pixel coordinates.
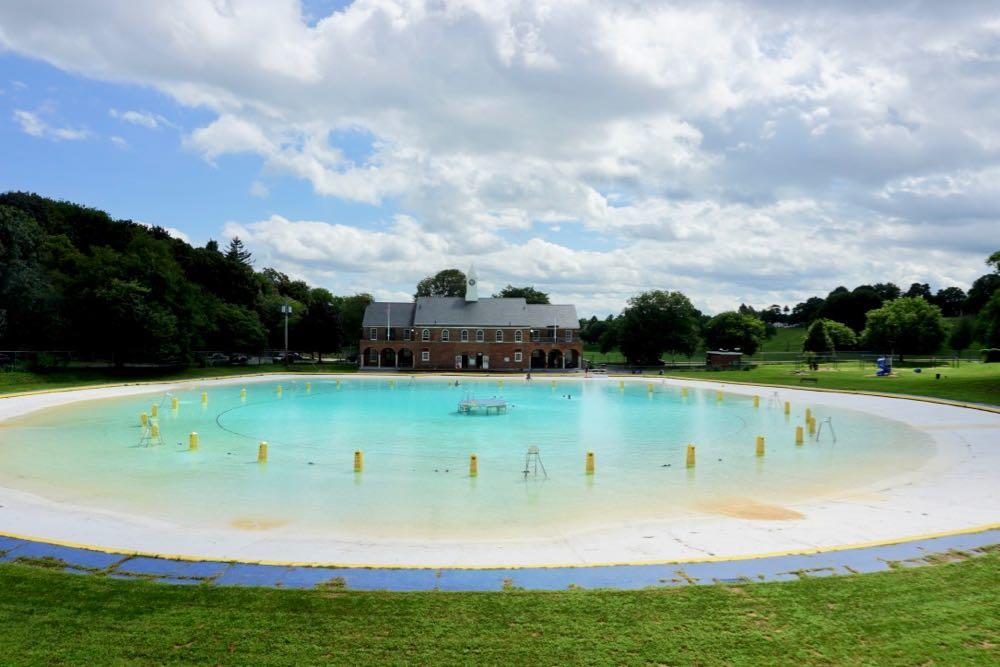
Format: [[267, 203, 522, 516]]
[[547, 349, 563, 369], [398, 348, 413, 368], [530, 349, 546, 368], [565, 349, 578, 368], [380, 348, 396, 368], [362, 347, 378, 367]]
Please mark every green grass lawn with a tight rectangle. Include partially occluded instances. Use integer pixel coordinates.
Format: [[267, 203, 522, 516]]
[[0, 553, 996, 665], [657, 361, 1000, 406], [0, 362, 358, 395]]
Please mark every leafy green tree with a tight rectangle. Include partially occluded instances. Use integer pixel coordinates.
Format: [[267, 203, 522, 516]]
[[818, 285, 883, 332], [871, 282, 901, 301], [823, 319, 858, 350], [208, 302, 267, 352], [415, 269, 466, 298], [598, 318, 620, 355], [298, 288, 342, 361], [789, 297, 825, 325], [932, 287, 967, 316], [977, 290, 1000, 348], [0, 206, 58, 346], [703, 312, 766, 356], [861, 297, 947, 358], [91, 279, 180, 365], [617, 291, 700, 364], [904, 282, 932, 300], [965, 274, 1000, 313], [947, 316, 975, 356], [802, 319, 834, 354], [493, 285, 549, 304]]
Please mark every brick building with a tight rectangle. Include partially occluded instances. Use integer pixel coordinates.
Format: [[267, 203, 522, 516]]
[[359, 268, 582, 371]]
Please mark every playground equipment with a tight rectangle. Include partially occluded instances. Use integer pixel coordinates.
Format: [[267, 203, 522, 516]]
[[876, 356, 892, 377]]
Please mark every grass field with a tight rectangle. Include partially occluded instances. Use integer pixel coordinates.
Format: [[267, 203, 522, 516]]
[[656, 360, 1000, 405], [0, 551, 996, 665]]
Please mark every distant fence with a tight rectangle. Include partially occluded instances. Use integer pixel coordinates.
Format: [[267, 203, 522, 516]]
[[0, 349, 356, 372]]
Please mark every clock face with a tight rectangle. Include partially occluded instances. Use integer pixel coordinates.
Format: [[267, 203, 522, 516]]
[[469, 279, 476, 286]]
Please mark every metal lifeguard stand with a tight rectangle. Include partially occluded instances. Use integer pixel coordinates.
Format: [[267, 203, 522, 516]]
[[523, 445, 547, 479]]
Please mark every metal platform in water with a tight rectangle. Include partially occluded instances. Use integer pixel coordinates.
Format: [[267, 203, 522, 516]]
[[457, 397, 508, 415]]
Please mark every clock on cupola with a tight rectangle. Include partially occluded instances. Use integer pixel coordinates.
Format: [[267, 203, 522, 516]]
[[465, 264, 478, 302]]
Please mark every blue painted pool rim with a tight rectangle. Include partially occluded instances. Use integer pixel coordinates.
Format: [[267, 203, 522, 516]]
[[0, 528, 995, 591]]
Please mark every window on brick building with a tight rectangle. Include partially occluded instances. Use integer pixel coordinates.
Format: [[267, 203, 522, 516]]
[[421, 349, 430, 362], [476, 329, 484, 342], [442, 329, 450, 341], [495, 329, 503, 342], [514, 330, 523, 343], [422, 328, 430, 341]]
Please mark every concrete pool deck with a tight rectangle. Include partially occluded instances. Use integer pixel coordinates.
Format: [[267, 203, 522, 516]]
[[0, 374, 997, 574]]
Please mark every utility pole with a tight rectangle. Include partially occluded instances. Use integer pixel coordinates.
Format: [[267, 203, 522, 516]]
[[281, 303, 292, 363]]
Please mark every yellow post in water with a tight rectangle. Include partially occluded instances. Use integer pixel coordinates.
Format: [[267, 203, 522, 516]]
[[469, 454, 478, 477], [189, 432, 199, 451], [151, 404, 158, 418], [551, 379, 556, 388], [306, 382, 311, 393], [681, 387, 688, 398], [805, 408, 812, 423], [585, 451, 595, 475], [336, 379, 341, 389], [150, 423, 160, 438], [808, 417, 816, 435], [276, 384, 283, 396], [619, 380, 625, 390], [686, 444, 696, 468], [716, 389, 722, 402], [140, 412, 148, 427], [795, 426, 804, 445], [753, 395, 760, 408], [201, 391, 208, 404], [257, 442, 268, 463], [353, 450, 363, 473], [647, 382, 653, 393], [756, 435, 765, 457], [171, 396, 179, 410], [784, 401, 790, 415], [240, 387, 247, 400]]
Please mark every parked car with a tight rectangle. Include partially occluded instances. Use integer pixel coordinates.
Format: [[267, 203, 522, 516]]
[[228, 353, 249, 365], [273, 351, 304, 364]]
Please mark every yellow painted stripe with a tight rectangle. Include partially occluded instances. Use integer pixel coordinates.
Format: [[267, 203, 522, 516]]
[[0, 523, 995, 571]]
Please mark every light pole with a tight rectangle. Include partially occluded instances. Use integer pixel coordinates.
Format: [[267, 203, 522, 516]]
[[281, 303, 292, 363]]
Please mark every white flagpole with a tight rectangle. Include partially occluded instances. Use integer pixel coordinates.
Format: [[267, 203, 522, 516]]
[[386, 302, 390, 340]]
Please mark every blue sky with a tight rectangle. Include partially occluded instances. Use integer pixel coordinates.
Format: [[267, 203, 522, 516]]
[[1, 1, 998, 316]]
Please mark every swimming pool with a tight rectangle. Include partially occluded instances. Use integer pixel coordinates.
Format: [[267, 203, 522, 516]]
[[0, 375, 995, 566]]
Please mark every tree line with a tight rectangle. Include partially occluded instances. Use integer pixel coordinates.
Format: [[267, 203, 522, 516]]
[[0, 193, 372, 365], [577, 252, 1000, 363]]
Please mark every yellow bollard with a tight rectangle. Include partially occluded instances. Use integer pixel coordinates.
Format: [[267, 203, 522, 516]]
[[189, 432, 199, 451], [150, 423, 160, 438], [257, 442, 268, 463], [716, 389, 722, 402], [151, 404, 158, 418], [470, 454, 478, 477], [753, 395, 760, 408], [140, 412, 148, 427], [306, 382, 311, 393], [353, 449, 363, 473], [619, 380, 625, 390], [681, 387, 688, 398], [171, 396, 179, 410], [805, 408, 812, 423], [240, 387, 247, 399], [784, 401, 790, 415], [551, 380, 556, 388], [201, 391, 208, 404], [795, 426, 804, 445], [686, 444, 696, 468], [647, 383, 653, 393], [808, 417, 816, 435], [756, 435, 765, 457], [585, 451, 595, 475], [276, 384, 283, 396], [336, 379, 341, 388]]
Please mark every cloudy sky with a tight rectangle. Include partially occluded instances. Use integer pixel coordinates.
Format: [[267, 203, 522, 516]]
[[1, 0, 998, 316]]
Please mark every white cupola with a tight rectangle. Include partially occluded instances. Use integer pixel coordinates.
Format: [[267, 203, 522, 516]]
[[465, 264, 478, 302]]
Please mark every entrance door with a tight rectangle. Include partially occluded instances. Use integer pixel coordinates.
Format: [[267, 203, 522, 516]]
[[454, 355, 463, 369], [483, 354, 489, 369]]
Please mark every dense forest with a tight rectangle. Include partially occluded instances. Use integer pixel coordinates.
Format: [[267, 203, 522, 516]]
[[0, 192, 371, 365]]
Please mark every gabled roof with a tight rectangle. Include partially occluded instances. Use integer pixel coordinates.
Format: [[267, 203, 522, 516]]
[[361, 297, 580, 329], [361, 302, 416, 328]]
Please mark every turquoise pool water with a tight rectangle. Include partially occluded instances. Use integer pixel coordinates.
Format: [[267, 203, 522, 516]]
[[0, 377, 936, 539]]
